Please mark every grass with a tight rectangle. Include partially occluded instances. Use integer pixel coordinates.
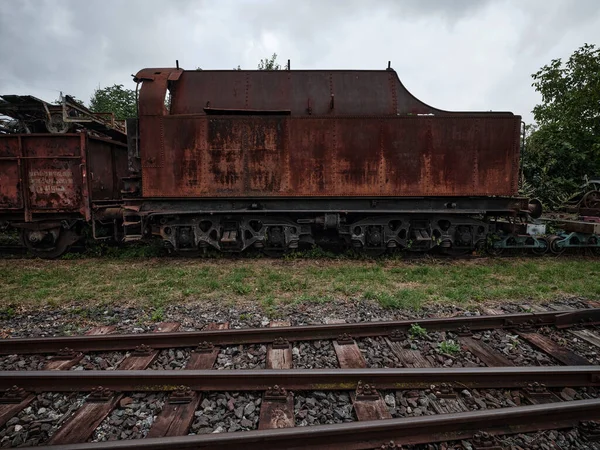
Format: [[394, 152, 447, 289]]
[[0, 257, 599, 312], [409, 323, 428, 338], [439, 340, 461, 355]]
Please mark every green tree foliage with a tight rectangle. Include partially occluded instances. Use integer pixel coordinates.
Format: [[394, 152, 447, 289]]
[[257, 53, 281, 70], [522, 44, 600, 208], [89, 84, 136, 120]]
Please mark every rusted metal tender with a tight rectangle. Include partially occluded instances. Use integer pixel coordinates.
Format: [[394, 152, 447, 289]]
[[126, 66, 533, 255]]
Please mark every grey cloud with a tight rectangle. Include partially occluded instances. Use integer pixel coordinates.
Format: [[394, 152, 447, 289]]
[[0, 0, 599, 123]]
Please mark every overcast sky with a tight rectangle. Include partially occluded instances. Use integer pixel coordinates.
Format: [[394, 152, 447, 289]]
[[1, 0, 598, 123]]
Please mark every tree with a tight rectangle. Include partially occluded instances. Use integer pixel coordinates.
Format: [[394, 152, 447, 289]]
[[89, 84, 136, 120], [258, 53, 281, 70], [522, 44, 600, 207]]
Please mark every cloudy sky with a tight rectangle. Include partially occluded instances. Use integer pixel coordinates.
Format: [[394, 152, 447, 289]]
[[1, 0, 598, 122]]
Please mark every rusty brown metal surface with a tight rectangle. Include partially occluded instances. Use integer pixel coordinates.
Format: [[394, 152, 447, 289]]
[[0, 133, 127, 222], [136, 68, 521, 199], [1, 308, 598, 355], [2, 366, 600, 392], [40, 399, 600, 450]]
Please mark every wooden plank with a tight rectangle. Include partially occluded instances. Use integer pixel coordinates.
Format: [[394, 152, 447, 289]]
[[146, 393, 202, 438], [258, 394, 295, 430], [350, 392, 392, 421], [49, 322, 180, 445], [120, 322, 181, 370], [48, 396, 121, 444], [0, 394, 35, 428], [154, 322, 180, 332], [570, 329, 600, 349], [86, 325, 116, 335], [428, 397, 468, 415], [459, 337, 514, 367], [333, 341, 367, 369], [480, 307, 505, 316], [524, 393, 562, 405], [516, 331, 591, 366], [44, 354, 84, 371], [333, 335, 391, 421], [44, 326, 115, 370], [147, 322, 227, 438], [204, 323, 229, 331], [259, 321, 295, 430], [118, 353, 158, 370], [266, 320, 292, 370], [185, 322, 229, 370], [385, 338, 433, 368]]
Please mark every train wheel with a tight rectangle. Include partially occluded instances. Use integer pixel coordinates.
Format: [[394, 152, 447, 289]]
[[582, 190, 600, 209], [21, 227, 79, 259], [530, 237, 549, 256], [548, 236, 566, 256], [487, 245, 504, 256]]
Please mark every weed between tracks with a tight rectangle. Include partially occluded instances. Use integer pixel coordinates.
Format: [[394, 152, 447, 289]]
[[0, 257, 598, 313]]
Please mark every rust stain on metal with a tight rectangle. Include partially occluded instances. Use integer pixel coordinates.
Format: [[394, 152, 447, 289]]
[[0, 133, 127, 221], [135, 68, 521, 199]]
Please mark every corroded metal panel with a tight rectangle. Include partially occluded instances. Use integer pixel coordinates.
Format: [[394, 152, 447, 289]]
[[0, 134, 91, 220], [288, 118, 333, 195], [140, 115, 520, 198], [87, 138, 128, 201], [137, 67, 521, 199], [333, 118, 381, 195], [0, 160, 21, 208], [380, 117, 432, 196], [25, 157, 82, 211]]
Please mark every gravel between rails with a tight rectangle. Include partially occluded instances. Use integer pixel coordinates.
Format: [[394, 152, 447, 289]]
[[149, 348, 192, 370], [357, 337, 403, 368], [0, 392, 86, 447], [292, 340, 339, 368], [72, 352, 126, 371], [214, 345, 266, 369], [91, 393, 165, 442], [189, 392, 261, 434], [479, 329, 558, 366], [0, 354, 48, 371], [294, 391, 356, 426]]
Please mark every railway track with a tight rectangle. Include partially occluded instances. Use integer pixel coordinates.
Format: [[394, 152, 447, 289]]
[[1, 306, 600, 448]]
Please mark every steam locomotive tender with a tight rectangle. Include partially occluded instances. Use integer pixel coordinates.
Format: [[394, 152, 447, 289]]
[[0, 66, 545, 257]]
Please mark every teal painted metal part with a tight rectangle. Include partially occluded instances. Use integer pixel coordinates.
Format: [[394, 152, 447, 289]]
[[491, 234, 547, 250], [554, 232, 600, 249]]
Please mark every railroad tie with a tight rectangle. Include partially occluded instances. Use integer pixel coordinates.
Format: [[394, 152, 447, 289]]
[[259, 320, 294, 430], [47, 322, 180, 445], [146, 322, 230, 438], [332, 320, 391, 421]]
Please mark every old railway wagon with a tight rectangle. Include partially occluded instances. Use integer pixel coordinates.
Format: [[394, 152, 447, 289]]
[[123, 66, 535, 256], [0, 95, 128, 257], [0, 66, 543, 257]]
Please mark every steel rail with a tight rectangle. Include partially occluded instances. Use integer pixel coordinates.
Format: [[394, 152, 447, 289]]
[[38, 399, 600, 449], [1, 308, 598, 355], [2, 366, 599, 392]]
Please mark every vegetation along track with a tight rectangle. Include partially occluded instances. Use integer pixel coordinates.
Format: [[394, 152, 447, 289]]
[[1, 305, 600, 448]]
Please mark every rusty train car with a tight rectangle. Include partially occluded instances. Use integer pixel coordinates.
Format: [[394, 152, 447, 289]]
[[1, 66, 545, 257]]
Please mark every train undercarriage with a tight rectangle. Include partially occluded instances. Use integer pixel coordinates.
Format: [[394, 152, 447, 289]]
[[3, 195, 599, 259]]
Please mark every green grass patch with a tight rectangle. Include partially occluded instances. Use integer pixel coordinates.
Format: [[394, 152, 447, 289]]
[[0, 257, 598, 312]]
